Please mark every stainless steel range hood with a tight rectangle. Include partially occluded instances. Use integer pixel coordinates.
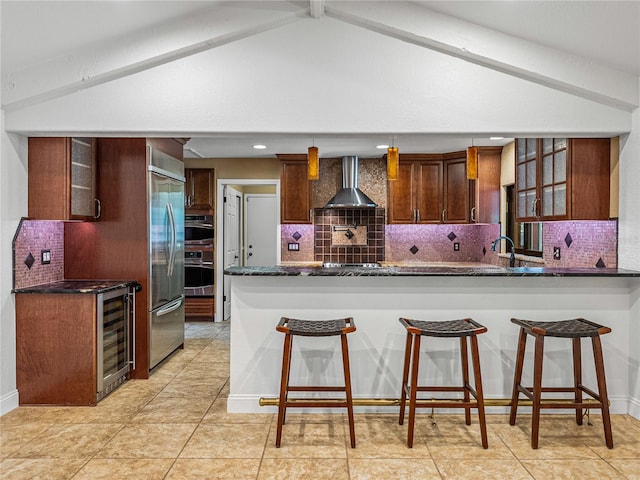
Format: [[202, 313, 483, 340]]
[[323, 156, 377, 208]]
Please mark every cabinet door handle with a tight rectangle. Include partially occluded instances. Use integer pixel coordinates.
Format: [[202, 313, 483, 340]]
[[309, 209, 312, 222], [442, 209, 446, 223], [413, 209, 417, 223], [416, 209, 420, 222], [129, 287, 137, 371], [471, 206, 476, 223], [94, 198, 101, 219], [532, 198, 539, 217]]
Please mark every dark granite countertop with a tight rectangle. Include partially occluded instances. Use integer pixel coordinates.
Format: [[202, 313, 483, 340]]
[[13, 279, 138, 294], [224, 265, 640, 277]]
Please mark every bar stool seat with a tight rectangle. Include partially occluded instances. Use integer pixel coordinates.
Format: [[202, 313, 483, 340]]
[[398, 317, 488, 448], [275, 317, 356, 448], [509, 317, 613, 449]]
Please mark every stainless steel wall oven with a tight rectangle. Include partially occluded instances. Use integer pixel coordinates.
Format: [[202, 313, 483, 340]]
[[185, 248, 214, 296], [185, 214, 214, 297], [185, 214, 214, 244]]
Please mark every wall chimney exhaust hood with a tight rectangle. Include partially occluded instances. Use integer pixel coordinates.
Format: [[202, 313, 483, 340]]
[[323, 156, 377, 208]]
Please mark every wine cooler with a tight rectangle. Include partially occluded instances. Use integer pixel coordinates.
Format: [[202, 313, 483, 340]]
[[97, 286, 134, 401]]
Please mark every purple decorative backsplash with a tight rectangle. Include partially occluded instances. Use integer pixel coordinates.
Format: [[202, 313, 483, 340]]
[[281, 224, 315, 262], [542, 220, 617, 268], [385, 224, 501, 264], [281, 219, 618, 268], [12, 219, 65, 289]]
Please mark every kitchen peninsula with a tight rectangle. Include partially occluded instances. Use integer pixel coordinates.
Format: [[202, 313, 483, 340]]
[[225, 264, 640, 418]]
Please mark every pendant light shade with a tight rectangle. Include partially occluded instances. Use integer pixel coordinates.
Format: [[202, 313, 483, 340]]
[[387, 146, 399, 180], [466, 146, 478, 180], [308, 146, 319, 180]]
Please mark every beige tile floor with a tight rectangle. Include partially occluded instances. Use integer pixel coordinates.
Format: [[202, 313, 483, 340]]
[[1, 320, 639, 479]]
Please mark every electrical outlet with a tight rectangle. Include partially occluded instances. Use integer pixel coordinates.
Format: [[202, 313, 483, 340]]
[[553, 247, 561, 260], [453, 242, 460, 251], [41, 249, 51, 264], [288, 243, 300, 251]]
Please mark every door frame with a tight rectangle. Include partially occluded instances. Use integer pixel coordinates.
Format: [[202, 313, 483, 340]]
[[223, 185, 242, 321], [215, 179, 280, 322]]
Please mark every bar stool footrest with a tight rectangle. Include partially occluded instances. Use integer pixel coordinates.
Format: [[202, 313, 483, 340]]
[[287, 386, 347, 392]]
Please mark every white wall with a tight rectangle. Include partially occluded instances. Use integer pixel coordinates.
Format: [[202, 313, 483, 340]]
[[620, 90, 640, 417], [0, 112, 28, 414], [1, 9, 639, 414]]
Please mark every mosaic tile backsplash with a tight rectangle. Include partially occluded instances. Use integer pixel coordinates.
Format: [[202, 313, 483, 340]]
[[542, 220, 617, 268], [13, 219, 65, 289], [312, 157, 387, 209], [281, 224, 315, 262], [314, 208, 385, 264], [385, 224, 501, 264], [282, 219, 618, 268]]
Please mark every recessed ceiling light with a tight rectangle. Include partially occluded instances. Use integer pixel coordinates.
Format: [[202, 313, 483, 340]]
[[376, 144, 389, 149], [253, 144, 267, 149], [490, 137, 504, 140]]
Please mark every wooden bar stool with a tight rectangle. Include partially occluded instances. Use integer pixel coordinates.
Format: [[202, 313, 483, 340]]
[[509, 318, 613, 449], [398, 317, 488, 448], [275, 316, 356, 448]]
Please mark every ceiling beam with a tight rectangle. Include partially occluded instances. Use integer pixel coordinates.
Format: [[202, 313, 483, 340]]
[[2, 6, 307, 111], [325, 1, 638, 111]]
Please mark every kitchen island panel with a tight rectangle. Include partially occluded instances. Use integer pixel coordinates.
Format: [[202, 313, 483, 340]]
[[228, 275, 638, 416]]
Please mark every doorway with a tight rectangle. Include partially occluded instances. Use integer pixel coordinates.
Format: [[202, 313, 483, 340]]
[[215, 179, 280, 322], [244, 194, 278, 267]]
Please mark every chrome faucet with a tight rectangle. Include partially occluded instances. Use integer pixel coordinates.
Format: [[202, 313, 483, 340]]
[[491, 235, 516, 267]]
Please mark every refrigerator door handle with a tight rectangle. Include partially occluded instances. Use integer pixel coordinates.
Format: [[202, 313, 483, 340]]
[[157, 297, 183, 316], [167, 202, 176, 277]]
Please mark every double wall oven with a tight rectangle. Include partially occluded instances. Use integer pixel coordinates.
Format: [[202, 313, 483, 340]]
[[185, 214, 214, 297]]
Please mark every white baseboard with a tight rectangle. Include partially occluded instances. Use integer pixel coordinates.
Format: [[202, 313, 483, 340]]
[[627, 396, 640, 420], [0, 389, 19, 416]]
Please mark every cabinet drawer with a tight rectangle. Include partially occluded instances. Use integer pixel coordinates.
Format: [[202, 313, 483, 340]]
[[185, 297, 215, 317]]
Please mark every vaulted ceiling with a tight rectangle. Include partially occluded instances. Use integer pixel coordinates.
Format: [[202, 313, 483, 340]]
[[2, 1, 638, 158]]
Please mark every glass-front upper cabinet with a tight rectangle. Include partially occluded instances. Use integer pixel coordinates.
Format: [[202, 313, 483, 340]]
[[540, 138, 567, 217], [70, 137, 99, 219], [28, 137, 100, 221], [515, 138, 568, 222]]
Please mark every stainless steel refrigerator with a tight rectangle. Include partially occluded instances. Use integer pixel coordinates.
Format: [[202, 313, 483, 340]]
[[148, 147, 185, 369]]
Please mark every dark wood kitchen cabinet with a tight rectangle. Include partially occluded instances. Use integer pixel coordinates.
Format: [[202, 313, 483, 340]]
[[185, 297, 215, 319], [185, 168, 214, 213], [28, 137, 99, 221], [442, 155, 470, 223], [515, 138, 610, 221], [388, 158, 441, 224], [469, 146, 502, 224], [278, 154, 312, 224], [64, 138, 186, 379], [15, 293, 98, 405], [388, 153, 469, 224]]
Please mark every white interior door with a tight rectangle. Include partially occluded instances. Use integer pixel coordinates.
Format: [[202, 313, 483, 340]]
[[244, 194, 278, 267], [223, 186, 242, 320]]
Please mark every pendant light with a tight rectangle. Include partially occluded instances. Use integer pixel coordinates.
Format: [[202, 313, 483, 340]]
[[308, 138, 319, 180], [466, 140, 478, 180], [387, 137, 399, 181]]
